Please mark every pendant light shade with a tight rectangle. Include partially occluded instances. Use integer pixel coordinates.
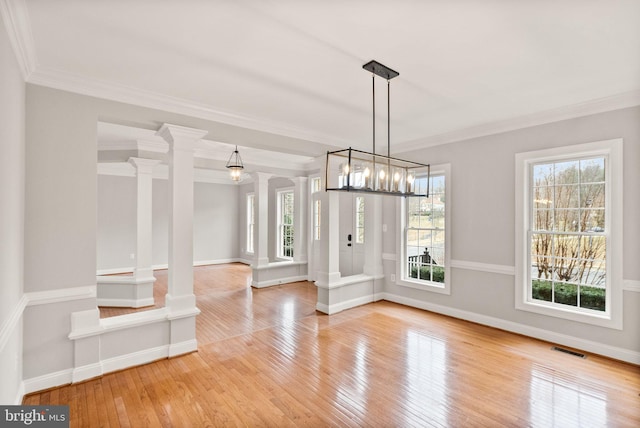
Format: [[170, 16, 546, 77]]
[[226, 146, 244, 181]]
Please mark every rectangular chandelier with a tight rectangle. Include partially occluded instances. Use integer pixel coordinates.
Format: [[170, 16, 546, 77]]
[[325, 60, 430, 197], [325, 147, 430, 197]]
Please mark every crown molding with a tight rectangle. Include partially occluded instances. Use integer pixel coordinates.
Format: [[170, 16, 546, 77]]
[[27, 65, 349, 147], [0, 0, 37, 79], [396, 89, 640, 153]]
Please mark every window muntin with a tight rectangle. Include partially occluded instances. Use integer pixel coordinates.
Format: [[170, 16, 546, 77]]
[[355, 196, 365, 244], [246, 194, 255, 253], [515, 139, 622, 329], [311, 177, 322, 193], [405, 173, 446, 285], [278, 190, 294, 258], [530, 156, 607, 312]]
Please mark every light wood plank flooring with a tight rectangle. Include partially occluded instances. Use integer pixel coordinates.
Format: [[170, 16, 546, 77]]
[[25, 263, 640, 427]]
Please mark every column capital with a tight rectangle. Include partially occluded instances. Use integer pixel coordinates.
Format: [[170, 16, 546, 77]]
[[249, 171, 274, 183], [128, 157, 161, 175], [156, 124, 208, 150]]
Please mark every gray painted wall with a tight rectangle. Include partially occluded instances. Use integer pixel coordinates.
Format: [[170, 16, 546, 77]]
[[97, 176, 239, 271], [384, 106, 640, 354], [0, 14, 26, 404]]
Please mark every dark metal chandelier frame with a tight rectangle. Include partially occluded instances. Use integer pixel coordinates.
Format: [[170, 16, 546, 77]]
[[325, 60, 430, 197]]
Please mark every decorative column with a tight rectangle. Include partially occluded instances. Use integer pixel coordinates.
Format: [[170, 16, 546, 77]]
[[128, 157, 161, 279], [156, 123, 208, 356], [291, 176, 308, 263], [250, 172, 272, 268], [315, 190, 341, 288]]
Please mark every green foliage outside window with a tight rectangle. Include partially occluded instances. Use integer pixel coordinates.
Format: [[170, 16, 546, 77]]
[[532, 279, 605, 311]]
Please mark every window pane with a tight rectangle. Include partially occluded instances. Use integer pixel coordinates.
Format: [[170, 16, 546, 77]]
[[580, 158, 605, 183], [533, 163, 554, 185], [580, 285, 606, 311], [532, 279, 553, 302], [533, 209, 553, 231], [554, 209, 580, 232], [554, 184, 580, 208], [554, 282, 578, 307], [581, 183, 605, 208], [581, 209, 605, 232], [554, 160, 579, 184]]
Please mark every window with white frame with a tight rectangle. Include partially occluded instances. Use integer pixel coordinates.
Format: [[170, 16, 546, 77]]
[[313, 199, 321, 241], [399, 164, 450, 294], [246, 193, 255, 253], [515, 139, 622, 329], [355, 196, 365, 244], [277, 190, 294, 258], [311, 177, 322, 193]]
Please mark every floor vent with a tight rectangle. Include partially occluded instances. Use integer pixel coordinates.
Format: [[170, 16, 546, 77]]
[[551, 346, 586, 358]]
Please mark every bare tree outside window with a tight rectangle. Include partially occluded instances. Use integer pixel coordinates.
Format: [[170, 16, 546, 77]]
[[531, 157, 606, 311]]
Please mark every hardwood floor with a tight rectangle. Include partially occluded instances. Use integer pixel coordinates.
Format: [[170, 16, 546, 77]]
[[25, 264, 640, 427]]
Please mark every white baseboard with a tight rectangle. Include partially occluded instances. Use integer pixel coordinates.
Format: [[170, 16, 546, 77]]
[[97, 258, 245, 276], [101, 344, 170, 374], [23, 368, 73, 395], [169, 339, 198, 357], [96, 297, 155, 308], [72, 362, 103, 383], [13, 382, 25, 405], [316, 294, 374, 315], [251, 275, 308, 288], [381, 292, 640, 365]]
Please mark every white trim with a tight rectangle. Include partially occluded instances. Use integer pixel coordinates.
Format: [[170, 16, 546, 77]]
[[71, 362, 103, 383], [382, 253, 396, 261], [168, 339, 198, 357], [251, 275, 308, 288], [381, 292, 640, 365], [23, 368, 72, 395], [0, 0, 37, 79], [28, 66, 350, 148], [251, 260, 307, 270], [95, 297, 155, 308], [0, 294, 27, 353], [13, 382, 25, 405], [100, 344, 169, 375], [623, 280, 640, 292], [450, 260, 516, 276], [315, 294, 375, 315], [396, 90, 640, 153], [515, 138, 624, 330], [314, 273, 384, 290], [97, 258, 246, 275], [25, 286, 96, 307]]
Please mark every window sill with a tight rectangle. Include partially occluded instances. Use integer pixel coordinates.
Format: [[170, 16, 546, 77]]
[[397, 277, 450, 295], [515, 298, 621, 330]]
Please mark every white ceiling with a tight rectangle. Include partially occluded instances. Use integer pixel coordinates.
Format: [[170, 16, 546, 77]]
[[6, 0, 640, 155]]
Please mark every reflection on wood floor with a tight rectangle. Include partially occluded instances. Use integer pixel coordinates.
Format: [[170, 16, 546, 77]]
[[27, 263, 640, 427]]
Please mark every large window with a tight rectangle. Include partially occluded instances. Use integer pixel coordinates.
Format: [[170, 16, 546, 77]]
[[399, 164, 450, 293], [277, 190, 294, 258], [515, 139, 622, 328], [246, 193, 254, 253]]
